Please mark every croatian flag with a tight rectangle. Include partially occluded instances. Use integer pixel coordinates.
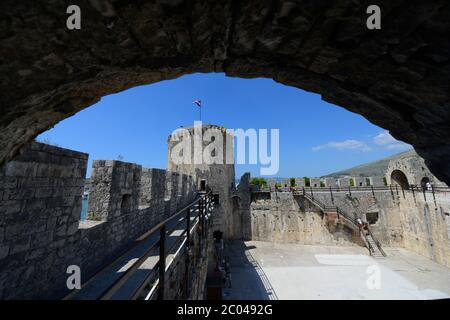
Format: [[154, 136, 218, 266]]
[[193, 100, 202, 107]]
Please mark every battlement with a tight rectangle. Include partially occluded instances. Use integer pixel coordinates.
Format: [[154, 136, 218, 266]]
[[0, 142, 197, 299]]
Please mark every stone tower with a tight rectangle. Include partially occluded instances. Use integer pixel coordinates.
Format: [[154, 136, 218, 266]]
[[167, 123, 237, 238]]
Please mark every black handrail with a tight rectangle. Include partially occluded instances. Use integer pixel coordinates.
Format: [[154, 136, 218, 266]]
[[367, 228, 386, 257], [104, 191, 213, 300], [266, 185, 450, 194], [63, 191, 214, 300], [302, 193, 385, 256]]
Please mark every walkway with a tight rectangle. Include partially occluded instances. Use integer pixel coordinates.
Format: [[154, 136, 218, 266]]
[[223, 241, 450, 300], [67, 204, 202, 300]]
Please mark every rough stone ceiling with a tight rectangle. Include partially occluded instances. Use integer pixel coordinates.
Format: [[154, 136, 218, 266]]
[[1, 0, 450, 184]]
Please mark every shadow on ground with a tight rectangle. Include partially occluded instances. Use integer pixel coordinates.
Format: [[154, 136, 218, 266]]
[[222, 240, 278, 300]]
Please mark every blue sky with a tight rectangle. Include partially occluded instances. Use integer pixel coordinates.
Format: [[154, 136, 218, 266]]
[[37, 73, 411, 178]]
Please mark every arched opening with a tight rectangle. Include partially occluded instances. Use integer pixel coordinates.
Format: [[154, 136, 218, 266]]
[[391, 170, 410, 190], [421, 177, 431, 189], [1, 2, 450, 186], [2, 2, 450, 301], [120, 194, 132, 213]]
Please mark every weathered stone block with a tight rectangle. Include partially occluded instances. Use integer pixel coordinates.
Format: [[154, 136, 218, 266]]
[[31, 231, 54, 248], [10, 236, 31, 254], [0, 245, 9, 260], [323, 177, 337, 187], [46, 217, 57, 230], [26, 248, 46, 261], [295, 178, 305, 188], [67, 222, 79, 236], [338, 178, 351, 187], [0, 200, 22, 215], [370, 176, 385, 187], [310, 178, 321, 188], [35, 188, 53, 198], [2, 188, 35, 200], [0, 177, 18, 188]]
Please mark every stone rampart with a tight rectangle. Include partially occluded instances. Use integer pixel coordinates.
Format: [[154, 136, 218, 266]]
[[0, 142, 196, 299]]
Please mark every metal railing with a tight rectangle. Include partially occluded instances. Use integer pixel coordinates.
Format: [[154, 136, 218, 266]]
[[302, 192, 386, 257], [255, 184, 450, 194], [63, 191, 215, 300]]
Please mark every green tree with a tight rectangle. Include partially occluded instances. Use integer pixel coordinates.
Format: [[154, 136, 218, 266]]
[[304, 177, 310, 187], [250, 177, 267, 188], [290, 178, 296, 187]]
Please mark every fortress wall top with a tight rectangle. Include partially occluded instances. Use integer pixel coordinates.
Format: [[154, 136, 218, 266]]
[[295, 178, 305, 188], [0, 142, 198, 299], [323, 177, 337, 187], [87, 160, 142, 221], [370, 176, 385, 187], [386, 153, 448, 187], [337, 177, 351, 187], [0, 142, 88, 298], [353, 177, 367, 187], [139, 168, 166, 208], [310, 178, 321, 188]]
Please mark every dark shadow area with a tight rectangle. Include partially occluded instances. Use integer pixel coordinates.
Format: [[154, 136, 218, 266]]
[[391, 169, 410, 190], [222, 240, 277, 300]]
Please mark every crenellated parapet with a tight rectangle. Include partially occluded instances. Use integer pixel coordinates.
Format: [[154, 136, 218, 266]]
[[0, 142, 197, 299]]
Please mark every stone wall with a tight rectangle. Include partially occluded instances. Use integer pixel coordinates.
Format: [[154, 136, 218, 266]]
[[242, 181, 450, 267], [311, 190, 404, 247], [0, 142, 87, 299], [0, 142, 197, 299], [397, 191, 450, 267], [248, 191, 357, 246], [302, 188, 450, 267]]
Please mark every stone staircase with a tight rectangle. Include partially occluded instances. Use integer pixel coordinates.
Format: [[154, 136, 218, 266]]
[[365, 234, 385, 259], [302, 193, 386, 258]]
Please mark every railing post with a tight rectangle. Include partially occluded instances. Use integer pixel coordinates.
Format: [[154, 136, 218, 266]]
[[200, 197, 206, 239], [431, 184, 437, 207], [390, 184, 394, 201], [329, 187, 334, 204], [158, 225, 166, 300], [310, 187, 313, 200], [203, 196, 207, 238], [197, 199, 202, 250], [412, 185, 416, 204], [302, 187, 305, 196], [371, 185, 375, 198], [422, 186, 427, 202], [184, 208, 191, 299], [348, 186, 352, 197]]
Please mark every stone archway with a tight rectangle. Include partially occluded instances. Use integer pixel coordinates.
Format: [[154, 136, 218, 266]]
[[2, 1, 450, 185], [420, 177, 430, 189], [391, 169, 410, 190]]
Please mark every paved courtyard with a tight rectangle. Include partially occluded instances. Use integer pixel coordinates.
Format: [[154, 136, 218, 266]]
[[223, 241, 450, 300]]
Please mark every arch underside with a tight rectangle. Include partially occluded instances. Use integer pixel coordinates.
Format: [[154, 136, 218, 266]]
[[391, 169, 410, 189], [1, 0, 450, 184]]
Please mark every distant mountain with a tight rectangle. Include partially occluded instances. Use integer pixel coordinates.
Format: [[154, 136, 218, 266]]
[[323, 149, 415, 178]]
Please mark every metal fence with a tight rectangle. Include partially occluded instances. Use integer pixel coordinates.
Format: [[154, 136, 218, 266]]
[[64, 191, 215, 300]]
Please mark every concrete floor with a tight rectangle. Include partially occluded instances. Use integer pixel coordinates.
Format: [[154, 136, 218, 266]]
[[223, 241, 450, 300]]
